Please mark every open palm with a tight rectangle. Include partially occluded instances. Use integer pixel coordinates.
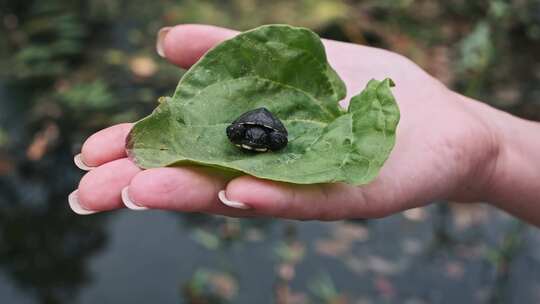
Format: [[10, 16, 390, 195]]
[[70, 24, 498, 219]]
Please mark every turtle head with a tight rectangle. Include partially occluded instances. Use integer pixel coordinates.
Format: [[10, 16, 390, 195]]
[[226, 123, 246, 144]]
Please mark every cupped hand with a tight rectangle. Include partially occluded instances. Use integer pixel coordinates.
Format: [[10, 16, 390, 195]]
[[69, 24, 499, 219]]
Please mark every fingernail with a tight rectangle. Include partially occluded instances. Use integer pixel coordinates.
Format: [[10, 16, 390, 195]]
[[218, 190, 251, 210], [68, 190, 98, 215], [121, 187, 148, 210], [156, 26, 172, 58], [73, 154, 96, 171]]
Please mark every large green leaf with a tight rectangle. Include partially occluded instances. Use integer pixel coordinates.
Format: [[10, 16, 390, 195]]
[[126, 25, 400, 185]]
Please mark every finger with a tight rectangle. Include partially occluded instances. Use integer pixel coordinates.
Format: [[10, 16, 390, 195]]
[[155, 24, 386, 104], [79, 123, 133, 168], [124, 167, 254, 217], [71, 158, 141, 214], [159, 24, 237, 69], [157, 24, 378, 70], [223, 176, 398, 220]]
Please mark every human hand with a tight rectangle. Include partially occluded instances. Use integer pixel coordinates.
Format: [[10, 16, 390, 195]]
[[69, 24, 500, 220]]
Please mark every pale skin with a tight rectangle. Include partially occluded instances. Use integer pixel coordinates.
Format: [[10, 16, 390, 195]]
[[70, 24, 540, 226]]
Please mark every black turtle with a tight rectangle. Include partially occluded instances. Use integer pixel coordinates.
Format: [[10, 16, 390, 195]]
[[226, 107, 288, 152]]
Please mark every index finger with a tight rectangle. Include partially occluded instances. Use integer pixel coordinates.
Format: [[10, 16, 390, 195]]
[[78, 123, 133, 168]]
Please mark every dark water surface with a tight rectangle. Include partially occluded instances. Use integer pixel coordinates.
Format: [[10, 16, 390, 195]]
[[0, 47, 539, 304], [0, 187, 539, 304]]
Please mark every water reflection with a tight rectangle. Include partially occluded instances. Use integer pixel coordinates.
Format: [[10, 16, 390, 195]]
[[0, 151, 109, 304], [0, 160, 539, 304]]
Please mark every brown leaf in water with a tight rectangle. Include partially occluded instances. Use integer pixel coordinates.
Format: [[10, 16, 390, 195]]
[[0, 156, 14, 175], [403, 207, 427, 222], [26, 122, 59, 161], [374, 276, 395, 299], [445, 261, 465, 279], [450, 203, 488, 230], [130, 56, 157, 78], [208, 272, 238, 300]]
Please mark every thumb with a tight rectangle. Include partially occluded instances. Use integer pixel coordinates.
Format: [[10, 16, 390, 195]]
[[157, 24, 238, 69]]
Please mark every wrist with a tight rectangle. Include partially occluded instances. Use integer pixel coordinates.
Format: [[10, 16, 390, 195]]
[[484, 114, 540, 203], [461, 94, 540, 224], [466, 100, 509, 203], [449, 94, 502, 202]]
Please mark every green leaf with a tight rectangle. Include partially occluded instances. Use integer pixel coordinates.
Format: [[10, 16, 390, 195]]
[[127, 25, 399, 185]]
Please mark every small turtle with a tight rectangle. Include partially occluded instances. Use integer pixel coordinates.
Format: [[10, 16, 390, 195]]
[[226, 107, 288, 152]]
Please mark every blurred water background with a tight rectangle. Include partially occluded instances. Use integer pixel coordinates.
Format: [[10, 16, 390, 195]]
[[1, 1, 540, 303]]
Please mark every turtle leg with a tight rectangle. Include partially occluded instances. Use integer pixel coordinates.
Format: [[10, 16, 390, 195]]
[[268, 130, 288, 151]]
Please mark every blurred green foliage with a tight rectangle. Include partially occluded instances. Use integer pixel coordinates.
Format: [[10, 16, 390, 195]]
[[308, 273, 342, 302], [182, 268, 238, 303], [1, 0, 539, 133], [459, 22, 494, 75], [56, 80, 114, 109]]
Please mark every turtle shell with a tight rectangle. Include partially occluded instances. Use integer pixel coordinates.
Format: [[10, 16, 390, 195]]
[[226, 107, 288, 152], [231, 108, 287, 134]]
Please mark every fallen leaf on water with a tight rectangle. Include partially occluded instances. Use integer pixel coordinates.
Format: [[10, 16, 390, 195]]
[[316, 239, 352, 257], [445, 261, 465, 279], [315, 223, 369, 257], [275, 241, 305, 263], [190, 229, 220, 250], [335, 223, 369, 242], [403, 207, 427, 222], [26, 122, 59, 161], [277, 262, 296, 281], [275, 284, 308, 304], [374, 276, 395, 299], [450, 203, 488, 230], [0, 156, 13, 175], [368, 256, 401, 275], [208, 272, 238, 300], [130, 56, 157, 78]]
